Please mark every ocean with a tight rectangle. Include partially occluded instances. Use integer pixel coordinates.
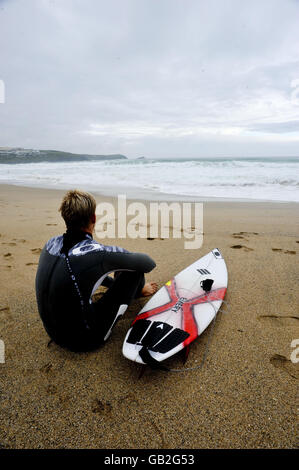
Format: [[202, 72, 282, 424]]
[[0, 155, 299, 202]]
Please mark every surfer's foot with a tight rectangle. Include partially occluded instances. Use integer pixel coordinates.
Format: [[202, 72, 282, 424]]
[[141, 282, 158, 297]]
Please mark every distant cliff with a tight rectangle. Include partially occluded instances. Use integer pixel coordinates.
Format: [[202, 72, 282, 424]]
[[0, 148, 128, 164]]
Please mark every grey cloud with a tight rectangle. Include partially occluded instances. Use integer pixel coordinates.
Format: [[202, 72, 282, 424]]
[[249, 120, 299, 134], [0, 0, 299, 156]]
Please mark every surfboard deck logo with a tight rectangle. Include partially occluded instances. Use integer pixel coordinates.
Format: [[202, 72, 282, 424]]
[[122, 248, 228, 367]]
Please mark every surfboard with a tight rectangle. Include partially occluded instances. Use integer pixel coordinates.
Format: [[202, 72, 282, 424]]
[[122, 248, 228, 367]]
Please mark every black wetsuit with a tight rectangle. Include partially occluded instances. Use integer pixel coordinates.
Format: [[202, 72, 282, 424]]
[[35, 229, 156, 351]]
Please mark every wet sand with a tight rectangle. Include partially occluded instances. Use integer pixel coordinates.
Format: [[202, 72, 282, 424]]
[[0, 184, 298, 449]]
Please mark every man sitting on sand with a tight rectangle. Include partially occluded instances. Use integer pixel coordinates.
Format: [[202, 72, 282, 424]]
[[35, 189, 157, 352]]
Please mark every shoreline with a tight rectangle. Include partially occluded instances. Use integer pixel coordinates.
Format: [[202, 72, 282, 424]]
[[0, 183, 298, 449], [1, 182, 299, 205], [1, 181, 299, 204]]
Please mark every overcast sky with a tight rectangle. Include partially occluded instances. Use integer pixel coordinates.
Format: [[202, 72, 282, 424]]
[[0, 0, 299, 158]]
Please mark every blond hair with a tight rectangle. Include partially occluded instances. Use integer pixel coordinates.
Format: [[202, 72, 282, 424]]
[[59, 189, 96, 230]]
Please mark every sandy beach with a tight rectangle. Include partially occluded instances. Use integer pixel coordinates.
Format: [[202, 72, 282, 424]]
[[0, 183, 298, 449]]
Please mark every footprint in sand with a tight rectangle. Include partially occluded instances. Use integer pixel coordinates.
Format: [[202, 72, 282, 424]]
[[46, 384, 58, 395], [0, 306, 10, 314], [0, 306, 11, 320], [46, 223, 57, 226], [270, 354, 298, 379], [258, 315, 299, 327], [92, 399, 112, 415], [1, 265, 12, 270], [180, 226, 197, 232], [147, 237, 165, 240], [40, 362, 53, 374], [272, 248, 296, 254], [232, 232, 259, 241], [3, 253, 12, 258], [232, 235, 248, 240], [12, 239, 26, 243], [1, 242, 16, 246], [31, 248, 42, 255], [230, 245, 253, 252], [233, 231, 259, 236], [26, 262, 38, 266]]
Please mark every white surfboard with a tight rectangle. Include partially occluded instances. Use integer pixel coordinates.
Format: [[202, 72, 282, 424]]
[[122, 248, 228, 366]]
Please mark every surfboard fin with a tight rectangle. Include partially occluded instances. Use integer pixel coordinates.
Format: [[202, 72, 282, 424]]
[[200, 278, 214, 292], [138, 364, 147, 379], [139, 346, 169, 371]]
